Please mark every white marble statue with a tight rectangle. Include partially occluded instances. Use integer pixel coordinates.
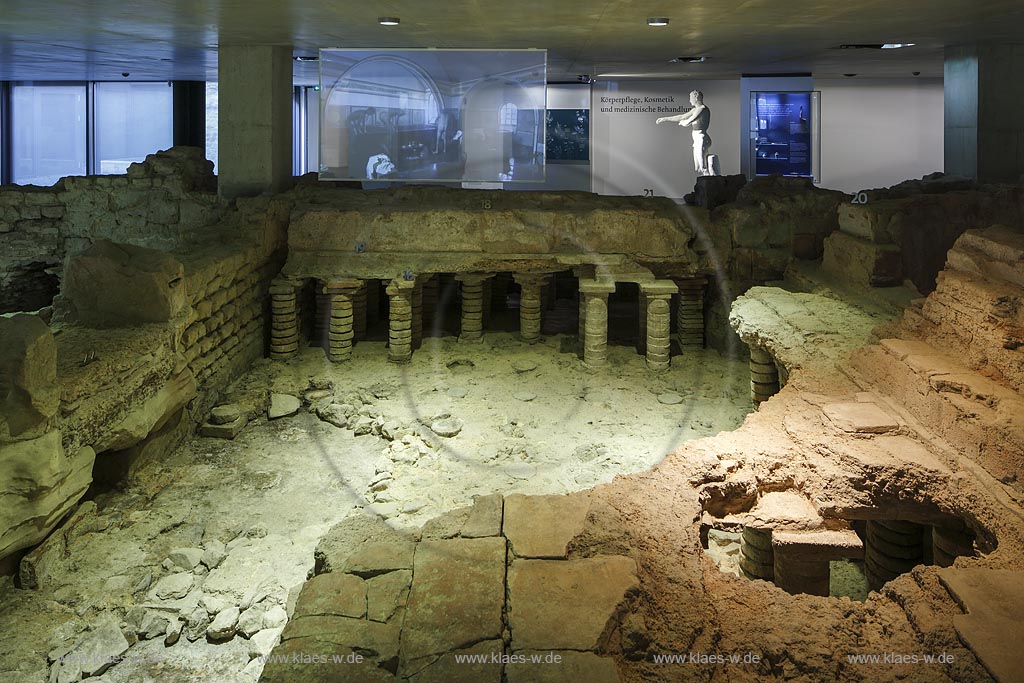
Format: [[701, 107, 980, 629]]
[[656, 90, 718, 176]]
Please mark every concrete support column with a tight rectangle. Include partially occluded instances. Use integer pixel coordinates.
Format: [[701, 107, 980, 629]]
[[323, 281, 360, 363], [674, 276, 707, 347], [945, 44, 1024, 182], [386, 279, 415, 363], [422, 275, 439, 335], [749, 346, 780, 405], [411, 278, 424, 349], [514, 273, 549, 343], [269, 278, 300, 360], [352, 282, 368, 341], [579, 279, 615, 368], [865, 520, 925, 590], [739, 528, 774, 581], [456, 274, 491, 342], [217, 45, 293, 199], [642, 281, 677, 371]]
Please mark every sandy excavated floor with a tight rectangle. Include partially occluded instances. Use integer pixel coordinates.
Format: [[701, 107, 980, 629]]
[[0, 332, 751, 683]]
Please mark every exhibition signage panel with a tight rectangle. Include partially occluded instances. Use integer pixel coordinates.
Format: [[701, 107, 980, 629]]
[[319, 49, 547, 183], [749, 91, 821, 181]]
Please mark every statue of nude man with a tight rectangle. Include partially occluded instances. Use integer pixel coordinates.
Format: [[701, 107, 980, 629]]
[[656, 90, 716, 176]]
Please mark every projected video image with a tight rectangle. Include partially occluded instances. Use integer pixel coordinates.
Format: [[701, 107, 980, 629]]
[[545, 109, 589, 162], [319, 49, 547, 184]]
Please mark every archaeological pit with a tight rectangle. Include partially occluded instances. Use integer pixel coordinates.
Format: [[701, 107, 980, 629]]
[[1, 147, 1022, 683]]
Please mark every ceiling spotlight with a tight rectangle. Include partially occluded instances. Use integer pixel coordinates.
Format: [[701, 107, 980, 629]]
[[647, 17, 670, 26], [843, 73, 858, 77], [670, 56, 706, 63], [838, 44, 883, 49], [293, 55, 318, 62], [577, 74, 591, 83], [881, 43, 915, 49], [378, 17, 400, 26]]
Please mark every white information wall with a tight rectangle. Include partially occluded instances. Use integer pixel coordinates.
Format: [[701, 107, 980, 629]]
[[590, 79, 740, 198]]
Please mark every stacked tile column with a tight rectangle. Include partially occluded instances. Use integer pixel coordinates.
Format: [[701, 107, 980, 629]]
[[739, 528, 774, 581], [269, 278, 300, 360], [514, 273, 549, 344], [674, 276, 707, 347], [749, 346, 780, 405], [456, 274, 491, 342], [579, 279, 615, 368], [932, 523, 975, 568], [386, 279, 415, 363], [323, 280, 361, 363], [865, 519, 925, 590], [642, 280, 677, 371]]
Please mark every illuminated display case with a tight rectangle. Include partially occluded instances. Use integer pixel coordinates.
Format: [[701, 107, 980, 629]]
[[749, 91, 820, 182]]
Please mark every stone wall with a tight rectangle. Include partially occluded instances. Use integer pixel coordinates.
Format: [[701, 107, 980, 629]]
[[690, 175, 849, 351], [823, 175, 1024, 293], [0, 147, 223, 315], [0, 177, 286, 567]]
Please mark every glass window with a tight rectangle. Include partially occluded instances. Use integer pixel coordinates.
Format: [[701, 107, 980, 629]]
[[95, 82, 173, 174], [205, 82, 218, 174], [11, 83, 87, 186], [499, 103, 518, 132]]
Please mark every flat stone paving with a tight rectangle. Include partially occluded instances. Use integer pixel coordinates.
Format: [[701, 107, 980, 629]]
[[260, 493, 633, 682], [939, 568, 1024, 683]]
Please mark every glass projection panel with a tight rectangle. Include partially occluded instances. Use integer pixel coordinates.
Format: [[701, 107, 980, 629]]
[[319, 49, 547, 183]]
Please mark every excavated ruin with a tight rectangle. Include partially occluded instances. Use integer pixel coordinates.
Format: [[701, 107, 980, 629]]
[[1, 149, 1022, 683]]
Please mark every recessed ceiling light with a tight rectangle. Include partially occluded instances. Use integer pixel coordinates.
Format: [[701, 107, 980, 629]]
[[293, 55, 318, 62], [881, 43, 915, 49], [378, 17, 400, 26], [670, 56, 706, 63], [843, 73, 858, 77], [647, 17, 670, 26]]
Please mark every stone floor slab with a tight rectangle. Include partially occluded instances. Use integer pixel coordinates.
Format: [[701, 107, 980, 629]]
[[259, 636, 399, 683], [460, 494, 503, 538], [401, 537, 507, 664], [407, 640, 503, 683], [506, 651, 620, 683], [939, 568, 1024, 683], [823, 402, 899, 434], [292, 571, 367, 619], [504, 493, 591, 558], [508, 556, 638, 651]]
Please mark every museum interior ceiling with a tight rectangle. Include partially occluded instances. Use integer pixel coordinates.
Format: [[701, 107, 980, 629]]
[[1, 3, 1024, 683]]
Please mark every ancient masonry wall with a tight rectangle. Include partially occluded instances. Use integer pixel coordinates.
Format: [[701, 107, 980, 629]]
[[0, 147, 223, 314], [177, 242, 283, 392]]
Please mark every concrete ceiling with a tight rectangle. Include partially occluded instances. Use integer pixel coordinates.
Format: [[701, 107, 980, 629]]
[[1, 0, 1022, 83]]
